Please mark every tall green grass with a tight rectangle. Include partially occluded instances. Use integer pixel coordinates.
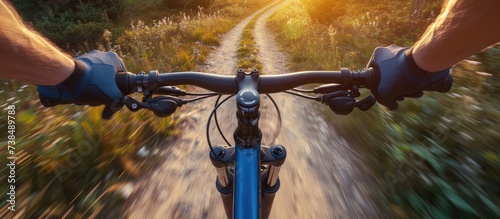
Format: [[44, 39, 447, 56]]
[[268, 0, 500, 218]]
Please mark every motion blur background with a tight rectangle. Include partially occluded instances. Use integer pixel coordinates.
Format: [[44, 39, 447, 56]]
[[1, 0, 499, 218]]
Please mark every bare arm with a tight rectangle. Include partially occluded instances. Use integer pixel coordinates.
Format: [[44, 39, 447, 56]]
[[0, 0, 74, 85], [412, 0, 500, 72]]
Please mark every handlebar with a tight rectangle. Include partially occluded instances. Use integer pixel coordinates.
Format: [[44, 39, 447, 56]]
[[38, 66, 453, 118], [116, 66, 452, 95], [115, 68, 377, 95]]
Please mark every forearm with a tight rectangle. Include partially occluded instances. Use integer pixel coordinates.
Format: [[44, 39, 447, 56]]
[[0, 0, 73, 85], [412, 0, 500, 72]]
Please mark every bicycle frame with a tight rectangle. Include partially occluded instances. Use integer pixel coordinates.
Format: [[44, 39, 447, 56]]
[[209, 69, 286, 219]]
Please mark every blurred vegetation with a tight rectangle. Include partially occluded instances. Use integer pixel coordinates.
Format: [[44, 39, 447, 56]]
[[11, 0, 126, 51], [0, 84, 176, 218], [268, 0, 500, 218], [0, 0, 267, 217], [164, 0, 214, 9]]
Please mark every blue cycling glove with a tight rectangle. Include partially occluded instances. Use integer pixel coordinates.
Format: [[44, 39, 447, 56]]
[[367, 45, 451, 110], [37, 50, 126, 119]]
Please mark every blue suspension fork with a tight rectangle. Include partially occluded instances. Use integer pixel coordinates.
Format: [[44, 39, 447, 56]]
[[209, 70, 286, 219]]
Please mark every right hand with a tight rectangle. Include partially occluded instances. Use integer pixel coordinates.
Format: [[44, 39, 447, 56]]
[[366, 45, 452, 110]]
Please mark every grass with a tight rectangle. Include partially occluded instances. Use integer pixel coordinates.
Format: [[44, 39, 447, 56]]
[[237, 19, 263, 72], [0, 0, 269, 218], [268, 0, 500, 218], [0, 82, 178, 218], [266, 0, 375, 71]]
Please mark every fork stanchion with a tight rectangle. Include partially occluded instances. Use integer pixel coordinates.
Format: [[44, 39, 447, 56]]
[[216, 177, 233, 219], [209, 146, 235, 218], [261, 145, 286, 219], [261, 178, 280, 219]]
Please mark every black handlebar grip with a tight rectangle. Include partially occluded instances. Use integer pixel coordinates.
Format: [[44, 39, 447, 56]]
[[116, 71, 137, 95], [423, 73, 453, 93]]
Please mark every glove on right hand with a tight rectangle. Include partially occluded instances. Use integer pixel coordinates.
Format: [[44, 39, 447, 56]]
[[367, 45, 451, 110]]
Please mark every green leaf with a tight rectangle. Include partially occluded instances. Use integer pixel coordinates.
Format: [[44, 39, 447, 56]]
[[407, 193, 427, 214], [410, 145, 444, 173], [428, 204, 449, 219], [445, 190, 478, 216], [478, 193, 500, 217]]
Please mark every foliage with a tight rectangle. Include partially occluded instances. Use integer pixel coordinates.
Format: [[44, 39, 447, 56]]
[[269, 0, 500, 218], [302, 0, 351, 23], [348, 52, 500, 218], [116, 0, 266, 73], [11, 0, 125, 51], [0, 81, 177, 218], [164, 0, 214, 9]]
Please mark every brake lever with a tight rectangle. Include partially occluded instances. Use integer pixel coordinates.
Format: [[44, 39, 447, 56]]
[[123, 96, 146, 112], [320, 91, 376, 115], [354, 95, 376, 111], [123, 95, 183, 117], [102, 101, 124, 119]]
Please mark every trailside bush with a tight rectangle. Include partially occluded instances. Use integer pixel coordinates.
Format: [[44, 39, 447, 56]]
[[163, 0, 214, 9], [302, 0, 350, 24], [10, 0, 125, 51]]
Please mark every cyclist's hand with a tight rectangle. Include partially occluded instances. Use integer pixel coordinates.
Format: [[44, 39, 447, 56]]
[[37, 50, 126, 119], [367, 45, 452, 110]]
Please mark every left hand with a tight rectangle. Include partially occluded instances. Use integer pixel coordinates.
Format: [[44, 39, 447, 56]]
[[37, 50, 127, 118]]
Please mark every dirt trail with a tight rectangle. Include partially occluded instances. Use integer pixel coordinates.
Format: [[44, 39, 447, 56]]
[[127, 1, 379, 218]]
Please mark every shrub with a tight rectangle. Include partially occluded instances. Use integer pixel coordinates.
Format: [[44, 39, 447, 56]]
[[11, 0, 125, 51], [302, 0, 349, 24], [164, 0, 214, 9]]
